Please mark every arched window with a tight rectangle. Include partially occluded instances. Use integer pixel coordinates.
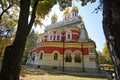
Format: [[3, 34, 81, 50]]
[[72, 12, 77, 17], [54, 53, 58, 60], [66, 30, 72, 40], [32, 53, 35, 61], [48, 32, 54, 41], [74, 53, 81, 63], [75, 12, 77, 16], [40, 52, 43, 59], [65, 53, 72, 62], [51, 19, 56, 24], [40, 35, 44, 42], [56, 31, 61, 41]]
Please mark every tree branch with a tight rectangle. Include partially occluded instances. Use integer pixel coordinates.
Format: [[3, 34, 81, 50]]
[[0, 4, 13, 20], [27, 0, 42, 35]]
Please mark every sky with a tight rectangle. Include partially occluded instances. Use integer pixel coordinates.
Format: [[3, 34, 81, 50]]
[[35, 0, 106, 52]]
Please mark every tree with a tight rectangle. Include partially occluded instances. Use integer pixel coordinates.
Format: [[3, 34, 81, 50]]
[[0, 0, 57, 80], [0, 0, 19, 20], [0, 0, 96, 80], [102, 43, 112, 64], [0, 14, 18, 57], [98, 51, 106, 64], [102, 0, 120, 79], [23, 30, 39, 64]]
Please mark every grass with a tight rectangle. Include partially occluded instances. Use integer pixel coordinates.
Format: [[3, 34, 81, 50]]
[[20, 69, 107, 80]]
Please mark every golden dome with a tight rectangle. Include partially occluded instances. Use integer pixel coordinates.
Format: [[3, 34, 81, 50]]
[[71, 6, 78, 12], [63, 8, 71, 15], [51, 14, 58, 19]]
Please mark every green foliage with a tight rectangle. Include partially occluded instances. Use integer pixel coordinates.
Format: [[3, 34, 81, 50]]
[[98, 51, 106, 64], [36, 0, 57, 18], [0, 3, 18, 57], [1, 14, 18, 29], [58, 0, 72, 10], [76, 0, 96, 6], [98, 43, 112, 64], [25, 30, 39, 51], [102, 43, 112, 64]]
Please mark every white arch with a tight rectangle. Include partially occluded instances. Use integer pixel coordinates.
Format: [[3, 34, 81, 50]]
[[52, 50, 61, 55], [73, 50, 82, 55]]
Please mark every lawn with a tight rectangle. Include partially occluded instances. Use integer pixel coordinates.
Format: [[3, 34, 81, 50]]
[[20, 69, 107, 80]]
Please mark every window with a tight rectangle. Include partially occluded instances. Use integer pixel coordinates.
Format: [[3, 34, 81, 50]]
[[40, 52, 43, 59], [65, 53, 72, 62], [52, 19, 55, 24], [41, 35, 44, 42], [66, 30, 72, 40], [89, 47, 94, 53], [48, 32, 54, 41], [32, 53, 35, 61], [72, 12, 77, 17], [75, 13, 77, 16], [72, 12, 74, 17], [56, 31, 61, 41], [68, 34, 70, 39], [74, 53, 81, 63], [50, 35, 53, 40], [57, 35, 60, 40], [89, 58, 95, 62], [54, 53, 58, 60]]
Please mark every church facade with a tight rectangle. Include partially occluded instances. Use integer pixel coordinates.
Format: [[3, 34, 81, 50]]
[[27, 6, 99, 72]]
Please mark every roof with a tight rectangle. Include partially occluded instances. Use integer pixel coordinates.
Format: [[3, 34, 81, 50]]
[[51, 14, 58, 19], [71, 6, 78, 13], [63, 8, 71, 15]]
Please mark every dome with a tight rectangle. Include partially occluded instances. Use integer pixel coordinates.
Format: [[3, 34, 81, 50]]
[[63, 8, 71, 15], [51, 14, 58, 19], [71, 6, 78, 13]]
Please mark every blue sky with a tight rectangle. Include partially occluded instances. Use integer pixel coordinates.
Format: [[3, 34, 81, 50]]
[[36, 0, 106, 52], [73, 0, 106, 51]]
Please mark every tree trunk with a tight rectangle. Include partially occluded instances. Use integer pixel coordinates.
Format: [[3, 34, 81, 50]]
[[103, 0, 120, 79], [0, 0, 30, 80]]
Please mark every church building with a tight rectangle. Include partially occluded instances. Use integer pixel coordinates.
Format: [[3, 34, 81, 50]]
[[27, 6, 99, 72]]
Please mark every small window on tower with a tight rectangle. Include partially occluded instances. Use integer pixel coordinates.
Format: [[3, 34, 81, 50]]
[[48, 32, 54, 41], [66, 30, 72, 40], [57, 35, 60, 40], [56, 31, 61, 41], [68, 34, 70, 39], [72, 13, 74, 17], [50, 35, 52, 40]]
